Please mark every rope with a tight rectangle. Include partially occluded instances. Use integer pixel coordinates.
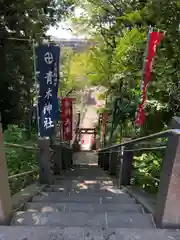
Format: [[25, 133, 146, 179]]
[[8, 169, 38, 180], [4, 142, 55, 152]]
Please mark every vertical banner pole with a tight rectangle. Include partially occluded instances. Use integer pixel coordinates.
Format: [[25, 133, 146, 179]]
[[102, 92, 108, 146], [110, 97, 121, 144], [110, 100, 116, 144], [140, 27, 152, 133], [32, 39, 40, 137], [101, 111, 108, 148], [133, 26, 152, 136], [140, 26, 152, 93]]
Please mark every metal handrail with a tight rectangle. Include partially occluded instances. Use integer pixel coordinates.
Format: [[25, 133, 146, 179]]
[[133, 142, 167, 147], [100, 129, 180, 152], [99, 130, 174, 185], [99, 146, 166, 154], [132, 171, 160, 183], [8, 169, 38, 180], [124, 146, 166, 152]]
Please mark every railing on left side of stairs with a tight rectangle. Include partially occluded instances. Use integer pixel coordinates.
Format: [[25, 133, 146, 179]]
[[5, 139, 73, 186], [0, 127, 73, 224]]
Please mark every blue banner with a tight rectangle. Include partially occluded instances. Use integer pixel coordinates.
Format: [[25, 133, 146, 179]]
[[36, 44, 60, 137]]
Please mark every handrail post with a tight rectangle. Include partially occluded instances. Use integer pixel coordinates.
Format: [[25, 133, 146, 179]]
[[109, 150, 118, 175], [67, 147, 73, 168], [104, 149, 110, 171], [100, 152, 104, 168], [0, 122, 12, 223], [61, 146, 66, 170], [52, 143, 62, 175], [154, 117, 180, 228], [119, 144, 133, 186], [61, 145, 72, 170], [117, 146, 123, 188], [62, 146, 68, 170], [98, 151, 101, 166], [38, 137, 53, 184]]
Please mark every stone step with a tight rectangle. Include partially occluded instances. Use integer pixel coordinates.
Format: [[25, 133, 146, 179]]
[[1, 226, 179, 240], [11, 212, 154, 228], [46, 181, 115, 191], [32, 192, 136, 204], [51, 179, 114, 185], [43, 187, 128, 197], [39, 190, 132, 198], [54, 166, 111, 177], [25, 202, 143, 213], [54, 177, 113, 181], [45, 183, 116, 190], [44, 187, 117, 194]]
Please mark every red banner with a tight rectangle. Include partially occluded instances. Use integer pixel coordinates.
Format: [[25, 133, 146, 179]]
[[61, 98, 73, 140], [101, 111, 108, 138], [135, 31, 164, 126]]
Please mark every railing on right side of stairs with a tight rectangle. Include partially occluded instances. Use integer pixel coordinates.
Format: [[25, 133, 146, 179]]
[[98, 116, 180, 229]]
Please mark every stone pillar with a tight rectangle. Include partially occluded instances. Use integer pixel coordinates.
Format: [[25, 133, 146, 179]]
[[109, 151, 118, 175], [96, 136, 100, 150], [154, 117, 180, 228], [61, 146, 66, 170], [104, 151, 110, 171], [38, 138, 53, 184], [70, 148, 73, 166], [117, 146, 123, 188], [72, 139, 80, 152], [0, 123, 12, 224], [98, 152, 101, 166], [100, 153, 104, 168], [66, 147, 72, 168], [119, 146, 133, 186], [52, 144, 62, 175], [61, 146, 72, 170]]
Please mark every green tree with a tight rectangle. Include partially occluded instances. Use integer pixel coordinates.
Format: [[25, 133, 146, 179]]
[[0, 0, 74, 133], [69, 0, 180, 192]]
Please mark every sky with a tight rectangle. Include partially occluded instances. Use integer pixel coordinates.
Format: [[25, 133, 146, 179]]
[[47, 23, 78, 39], [47, 7, 85, 39]]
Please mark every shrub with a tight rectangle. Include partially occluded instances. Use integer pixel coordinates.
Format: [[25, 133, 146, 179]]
[[4, 125, 38, 194]]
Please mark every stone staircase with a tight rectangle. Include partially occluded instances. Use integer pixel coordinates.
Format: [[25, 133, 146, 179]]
[[0, 154, 180, 239]]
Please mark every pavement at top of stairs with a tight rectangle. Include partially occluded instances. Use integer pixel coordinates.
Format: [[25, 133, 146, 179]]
[[73, 152, 99, 165]]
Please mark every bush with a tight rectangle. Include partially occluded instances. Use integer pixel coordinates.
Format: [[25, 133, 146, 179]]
[[4, 125, 38, 194], [132, 152, 163, 194], [97, 92, 106, 100]]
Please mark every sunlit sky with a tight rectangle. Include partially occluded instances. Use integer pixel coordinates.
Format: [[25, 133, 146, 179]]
[[47, 7, 85, 39], [47, 23, 76, 39]]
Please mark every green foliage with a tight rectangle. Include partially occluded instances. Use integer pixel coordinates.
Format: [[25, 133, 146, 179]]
[[4, 125, 38, 194], [73, 0, 180, 192], [0, 0, 74, 132], [97, 92, 106, 100], [132, 153, 162, 194], [60, 48, 95, 97]]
